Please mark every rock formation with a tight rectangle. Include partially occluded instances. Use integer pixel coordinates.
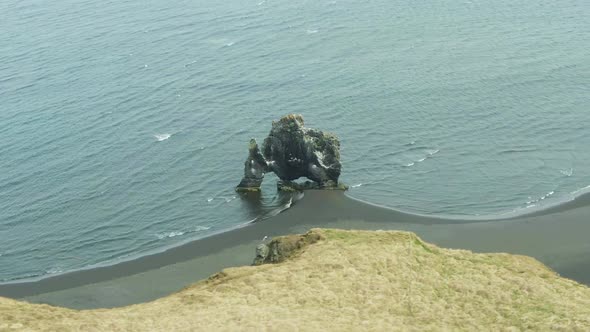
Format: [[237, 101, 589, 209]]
[[253, 243, 270, 265], [252, 231, 323, 265], [236, 114, 345, 192], [236, 139, 267, 191]]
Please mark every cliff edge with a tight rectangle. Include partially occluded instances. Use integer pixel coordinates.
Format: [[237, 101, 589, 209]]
[[1, 229, 590, 331]]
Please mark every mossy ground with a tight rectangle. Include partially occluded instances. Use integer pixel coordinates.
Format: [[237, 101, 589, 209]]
[[1, 229, 590, 331]]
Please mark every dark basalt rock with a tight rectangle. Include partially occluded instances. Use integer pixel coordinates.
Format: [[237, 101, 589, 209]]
[[252, 231, 324, 265], [236, 139, 267, 192], [276, 180, 349, 192], [236, 114, 345, 192]]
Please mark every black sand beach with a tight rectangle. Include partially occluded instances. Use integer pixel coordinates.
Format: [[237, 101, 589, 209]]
[[1, 190, 590, 309]]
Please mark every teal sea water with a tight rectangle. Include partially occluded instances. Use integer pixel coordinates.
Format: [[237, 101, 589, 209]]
[[0, 0, 588, 282]]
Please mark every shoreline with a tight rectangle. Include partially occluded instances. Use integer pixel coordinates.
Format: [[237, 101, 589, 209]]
[[4, 228, 590, 331], [2, 190, 590, 308]]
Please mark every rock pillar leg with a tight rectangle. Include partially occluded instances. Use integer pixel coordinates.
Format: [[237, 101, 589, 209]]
[[236, 139, 268, 192]]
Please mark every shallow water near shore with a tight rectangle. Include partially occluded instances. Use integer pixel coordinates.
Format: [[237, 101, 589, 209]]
[[1, 0, 589, 283]]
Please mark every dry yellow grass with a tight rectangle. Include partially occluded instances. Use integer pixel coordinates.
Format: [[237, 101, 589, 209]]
[[2, 229, 590, 331]]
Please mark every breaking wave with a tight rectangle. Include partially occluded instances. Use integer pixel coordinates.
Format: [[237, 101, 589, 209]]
[[154, 133, 172, 142]]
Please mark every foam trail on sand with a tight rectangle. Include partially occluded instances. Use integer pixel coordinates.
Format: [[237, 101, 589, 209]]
[[251, 192, 304, 223]]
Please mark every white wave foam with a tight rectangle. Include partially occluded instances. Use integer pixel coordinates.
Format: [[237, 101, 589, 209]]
[[268, 198, 294, 217], [256, 194, 302, 221], [225, 41, 235, 47], [156, 231, 185, 240], [155, 226, 211, 240], [154, 133, 172, 142], [402, 148, 439, 168], [257, 0, 266, 5], [560, 168, 573, 177], [306, 29, 318, 34], [571, 185, 590, 196], [525, 190, 555, 205], [207, 196, 237, 203], [184, 60, 197, 67], [404, 140, 417, 147], [351, 183, 363, 188], [45, 267, 63, 275]]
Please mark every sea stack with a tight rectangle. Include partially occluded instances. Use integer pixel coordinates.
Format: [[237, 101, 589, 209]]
[[236, 114, 345, 192]]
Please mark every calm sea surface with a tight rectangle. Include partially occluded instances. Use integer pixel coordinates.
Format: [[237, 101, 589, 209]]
[[0, 0, 588, 281]]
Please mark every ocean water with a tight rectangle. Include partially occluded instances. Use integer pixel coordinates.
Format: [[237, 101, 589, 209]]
[[0, 0, 589, 282]]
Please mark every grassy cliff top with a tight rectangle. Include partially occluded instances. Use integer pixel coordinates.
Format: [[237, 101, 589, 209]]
[[2, 229, 590, 331]]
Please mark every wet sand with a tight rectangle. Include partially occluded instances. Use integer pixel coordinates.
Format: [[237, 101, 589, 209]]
[[1, 190, 590, 309]]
